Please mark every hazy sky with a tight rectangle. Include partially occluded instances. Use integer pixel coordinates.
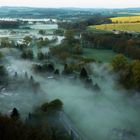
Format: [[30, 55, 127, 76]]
[[0, 0, 140, 8]]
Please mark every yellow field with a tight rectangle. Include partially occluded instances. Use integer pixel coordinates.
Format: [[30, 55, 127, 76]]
[[92, 23, 140, 32], [111, 16, 140, 23]]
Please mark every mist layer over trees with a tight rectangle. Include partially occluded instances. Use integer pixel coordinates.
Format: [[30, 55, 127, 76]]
[[0, 7, 140, 140]]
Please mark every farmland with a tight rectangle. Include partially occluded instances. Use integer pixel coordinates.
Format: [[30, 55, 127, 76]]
[[92, 22, 140, 32], [90, 15, 140, 32], [111, 15, 140, 23]]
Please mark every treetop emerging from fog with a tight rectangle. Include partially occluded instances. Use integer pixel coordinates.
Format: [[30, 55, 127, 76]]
[[1, 0, 140, 8]]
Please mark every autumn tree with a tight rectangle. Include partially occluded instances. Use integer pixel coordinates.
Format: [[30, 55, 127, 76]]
[[111, 54, 128, 72], [0, 37, 11, 48], [41, 99, 63, 112], [23, 36, 32, 44], [131, 60, 140, 89]]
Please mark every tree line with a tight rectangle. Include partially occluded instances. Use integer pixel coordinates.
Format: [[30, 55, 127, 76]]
[[111, 54, 140, 90], [82, 31, 140, 60], [58, 14, 111, 31]]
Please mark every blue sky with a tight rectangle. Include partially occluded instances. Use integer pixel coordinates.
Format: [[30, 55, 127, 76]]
[[0, 0, 140, 8]]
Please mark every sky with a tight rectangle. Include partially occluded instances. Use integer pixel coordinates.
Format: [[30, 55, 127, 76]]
[[0, 0, 140, 8]]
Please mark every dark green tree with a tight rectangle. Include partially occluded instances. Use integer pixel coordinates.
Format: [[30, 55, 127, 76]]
[[10, 108, 20, 120], [54, 69, 60, 75], [37, 51, 44, 60], [47, 63, 55, 72], [80, 67, 89, 79]]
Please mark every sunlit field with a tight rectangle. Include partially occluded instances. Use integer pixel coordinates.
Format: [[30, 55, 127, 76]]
[[111, 15, 140, 23], [90, 15, 140, 32], [92, 23, 140, 32]]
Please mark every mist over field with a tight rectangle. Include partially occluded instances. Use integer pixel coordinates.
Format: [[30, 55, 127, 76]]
[[44, 64, 140, 140], [0, 48, 140, 140]]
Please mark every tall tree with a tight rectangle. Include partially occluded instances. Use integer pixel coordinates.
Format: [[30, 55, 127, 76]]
[[80, 67, 89, 79], [10, 108, 20, 120]]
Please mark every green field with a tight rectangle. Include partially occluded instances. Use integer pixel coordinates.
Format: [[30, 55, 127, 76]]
[[91, 23, 140, 32], [83, 48, 117, 62]]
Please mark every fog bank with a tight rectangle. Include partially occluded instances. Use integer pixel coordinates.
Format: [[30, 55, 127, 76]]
[[1, 49, 140, 140]]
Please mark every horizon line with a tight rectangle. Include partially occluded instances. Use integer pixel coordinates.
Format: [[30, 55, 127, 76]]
[[0, 5, 140, 10]]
